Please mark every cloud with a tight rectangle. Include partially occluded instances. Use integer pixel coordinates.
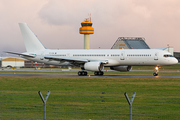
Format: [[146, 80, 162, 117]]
[[0, 0, 180, 55], [38, 0, 132, 27], [39, 0, 93, 26]]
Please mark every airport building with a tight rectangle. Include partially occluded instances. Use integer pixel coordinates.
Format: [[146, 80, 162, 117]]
[[0, 57, 25, 67], [111, 37, 150, 49], [79, 17, 94, 49], [0, 57, 55, 68], [174, 52, 180, 63]]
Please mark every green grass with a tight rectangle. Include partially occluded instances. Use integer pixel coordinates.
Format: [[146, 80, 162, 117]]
[[0, 76, 180, 119]]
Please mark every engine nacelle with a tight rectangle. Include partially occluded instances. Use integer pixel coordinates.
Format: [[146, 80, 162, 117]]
[[84, 62, 104, 71], [110, 66, 132, 72]]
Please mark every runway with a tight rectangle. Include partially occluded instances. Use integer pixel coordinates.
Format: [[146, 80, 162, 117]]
[[0, 74, 180, 78], [0, 68, 180, 78]]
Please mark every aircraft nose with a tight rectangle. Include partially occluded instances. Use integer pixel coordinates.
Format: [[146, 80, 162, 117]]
[[173, 58, 178, 64]]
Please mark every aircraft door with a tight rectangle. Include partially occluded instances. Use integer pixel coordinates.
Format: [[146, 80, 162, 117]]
[[120, 51, 125, 60], [154, 52, 158, 60], [40, 52, 44, 60]]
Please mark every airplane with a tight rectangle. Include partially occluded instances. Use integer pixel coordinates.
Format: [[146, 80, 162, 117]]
[[6, 23, 178, 76]]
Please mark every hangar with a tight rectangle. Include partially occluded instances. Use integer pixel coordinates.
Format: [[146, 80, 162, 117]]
[[111, 37, 150, 49], [174, 52, 180, 63], [0, 57, 25, 67]]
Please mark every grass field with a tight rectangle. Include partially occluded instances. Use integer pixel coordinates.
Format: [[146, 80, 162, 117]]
[[0, 75, 180, 119], [0, 64, 180, 119]]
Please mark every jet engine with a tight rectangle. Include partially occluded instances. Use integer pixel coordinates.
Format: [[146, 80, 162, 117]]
[[110, 66, 132, 72], [84, 62, 104, 71]]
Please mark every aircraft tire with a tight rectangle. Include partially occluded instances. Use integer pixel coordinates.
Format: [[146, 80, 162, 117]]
[[78, 71, 82, 76], [78, 71, 88, 76], [82, 71, 87, 76], [94, 71, 98, 75], [94, 71, 104, 76], [153, 73, 158, 76], [100, 71, 104, 75]]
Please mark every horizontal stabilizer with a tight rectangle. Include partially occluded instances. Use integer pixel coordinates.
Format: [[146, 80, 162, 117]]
[[4, 51, 35, 58]]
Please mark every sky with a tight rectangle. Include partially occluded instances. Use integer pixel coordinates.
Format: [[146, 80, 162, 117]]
[[0, 0, 180, 56]]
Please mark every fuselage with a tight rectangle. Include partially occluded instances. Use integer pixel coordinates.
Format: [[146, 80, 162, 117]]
[[23, 49, 178, 67]]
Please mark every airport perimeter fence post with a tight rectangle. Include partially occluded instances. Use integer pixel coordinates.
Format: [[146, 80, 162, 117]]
[[124, 92, 136, 120], [38, 91, 51, 120]]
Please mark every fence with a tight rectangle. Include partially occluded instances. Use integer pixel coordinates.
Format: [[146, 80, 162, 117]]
[[0, 91, 180, 119]]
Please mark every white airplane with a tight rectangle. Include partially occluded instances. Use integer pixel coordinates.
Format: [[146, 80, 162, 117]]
[[6, 23, 178, 76]]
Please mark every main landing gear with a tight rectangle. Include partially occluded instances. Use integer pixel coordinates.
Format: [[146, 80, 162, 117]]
[[153, 66, 159, 76], [94, 71, 104, 76], [78, 71, 88, 76], [78, 71, 104, 76]]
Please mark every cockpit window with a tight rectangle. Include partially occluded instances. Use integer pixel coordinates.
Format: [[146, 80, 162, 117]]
[[163, 54, 173, 57]]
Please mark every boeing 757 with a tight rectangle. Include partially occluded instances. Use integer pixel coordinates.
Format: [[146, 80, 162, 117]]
[[6, 23, 178, 76]]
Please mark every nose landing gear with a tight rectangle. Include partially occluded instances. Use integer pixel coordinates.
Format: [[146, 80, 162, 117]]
[[153, 66, 159, 76]]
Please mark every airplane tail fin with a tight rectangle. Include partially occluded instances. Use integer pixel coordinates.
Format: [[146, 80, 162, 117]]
[[19, 23, 46, 52]]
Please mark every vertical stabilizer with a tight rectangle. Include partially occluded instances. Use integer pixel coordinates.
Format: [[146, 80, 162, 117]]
[[19, 23, 46, 52]]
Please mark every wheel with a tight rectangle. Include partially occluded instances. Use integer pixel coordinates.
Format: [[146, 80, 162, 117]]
[[82, 71, 85, 75], [82, 71, 88, 76], [84, 71, 87, 76], [94, 71, 97, 75], [78, 71, 82, 76], [94, 71, 104, 76], [94, 71, 98, 75], [100, 71, 104, 75], [153, 73, 158, 76], [78, 71, 88, 76]]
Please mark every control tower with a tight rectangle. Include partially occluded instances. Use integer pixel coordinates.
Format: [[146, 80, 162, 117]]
[[79, 17, 94, 49]]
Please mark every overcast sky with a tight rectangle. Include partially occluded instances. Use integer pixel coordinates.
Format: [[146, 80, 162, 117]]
[[0, 0, 180, 56]]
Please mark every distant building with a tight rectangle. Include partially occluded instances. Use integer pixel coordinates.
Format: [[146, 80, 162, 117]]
[[174, 52, 180, 63], [111, 37, 150, 49], [0, 57, 25, 67]]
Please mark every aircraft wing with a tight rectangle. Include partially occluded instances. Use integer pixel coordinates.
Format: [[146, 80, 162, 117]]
[[4, 51, 35, 58], [44, 56, 108, 64], [44, 56, 89, 63]]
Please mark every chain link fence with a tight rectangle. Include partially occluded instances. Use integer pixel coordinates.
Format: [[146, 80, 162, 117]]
[[0, 91, 180, 119]]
